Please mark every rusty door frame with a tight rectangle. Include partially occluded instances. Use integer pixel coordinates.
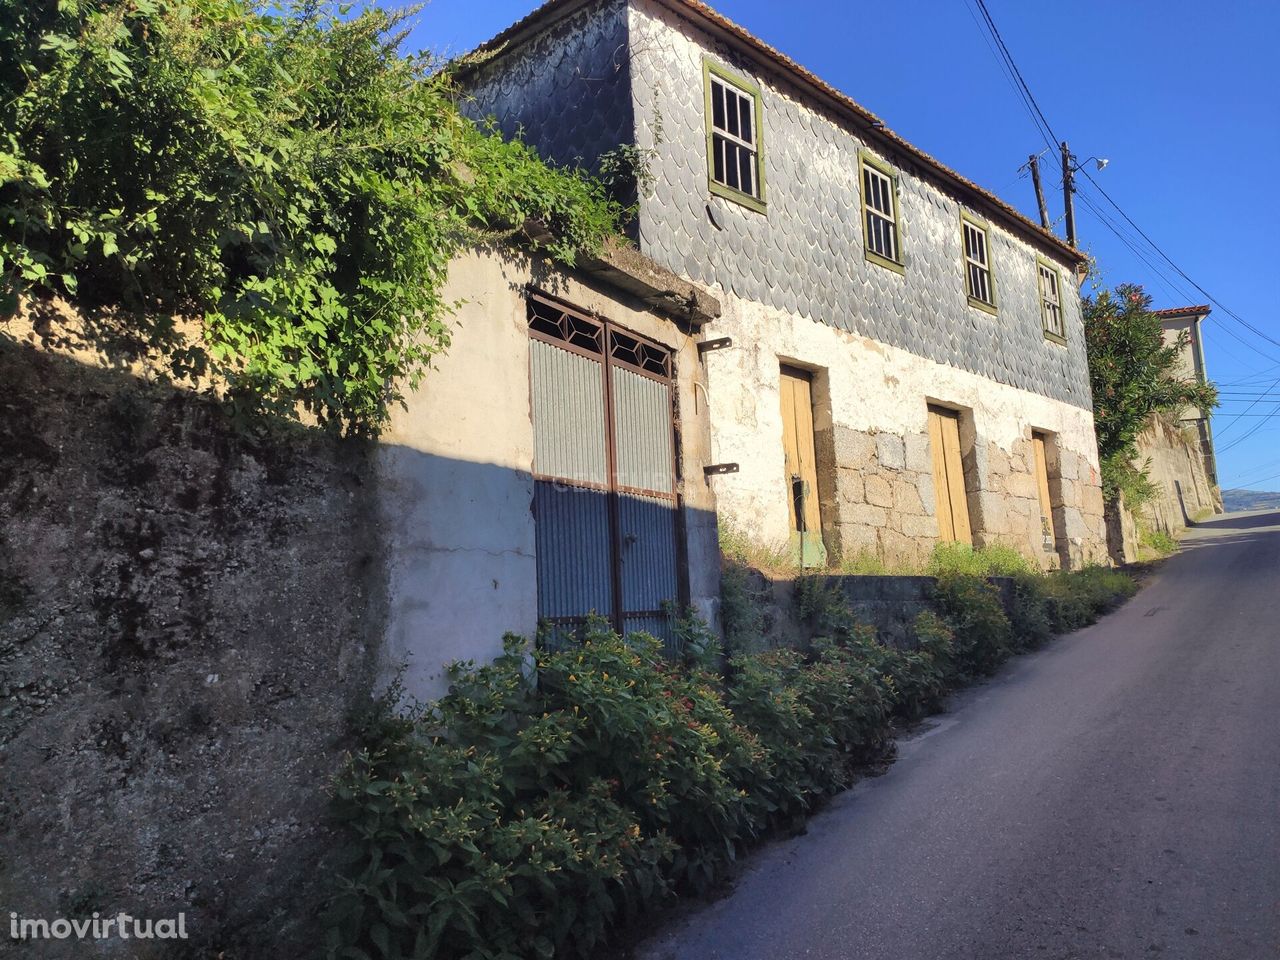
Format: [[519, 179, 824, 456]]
[[526, 289, 684, 637]]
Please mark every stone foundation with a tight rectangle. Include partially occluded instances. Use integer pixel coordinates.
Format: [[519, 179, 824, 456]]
[[705, 292, 1110, 572]]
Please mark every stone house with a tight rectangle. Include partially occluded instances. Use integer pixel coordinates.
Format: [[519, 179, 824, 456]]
[[462, 0, 1110, 571]]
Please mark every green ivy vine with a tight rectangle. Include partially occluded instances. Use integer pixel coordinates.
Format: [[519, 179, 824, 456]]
[[0, 0, 626, 433]]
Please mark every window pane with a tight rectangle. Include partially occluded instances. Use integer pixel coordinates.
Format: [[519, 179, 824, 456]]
[[739, 148, 755, 197], [725, 91, 740, 138], [725, 142, 740, 190], [713, 133, 725, 184], [712, 81, 725, 131], [739, 96, 753, 146]]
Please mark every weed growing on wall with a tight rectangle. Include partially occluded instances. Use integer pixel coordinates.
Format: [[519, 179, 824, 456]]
[[1, 2, 625, 433], [925, 541, 1034, 578]]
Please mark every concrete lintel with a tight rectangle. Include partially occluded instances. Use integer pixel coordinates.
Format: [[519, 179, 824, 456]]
[[524, 223, 721, 326]]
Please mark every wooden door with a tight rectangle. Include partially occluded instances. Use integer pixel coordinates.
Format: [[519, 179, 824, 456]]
[[780, 366, 826, 567], [927, 405, 972, 544], [1031, 432, 1057, 547]]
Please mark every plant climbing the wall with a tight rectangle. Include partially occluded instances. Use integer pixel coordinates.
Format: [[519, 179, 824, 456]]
[[0, 0, 626, 434]]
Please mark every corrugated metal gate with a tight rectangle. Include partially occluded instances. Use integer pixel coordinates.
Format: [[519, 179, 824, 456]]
[[528, 293, 681, 647]]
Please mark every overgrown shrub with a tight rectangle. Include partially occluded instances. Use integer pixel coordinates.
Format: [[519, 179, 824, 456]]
[[2, 1, 624, 432], [1007, 573, 1055, 651], [794, 576, 956, 723], [925, 541, 1034, 577], [330, 628, 758, 960], [1083, 283, 1218, 502], [1039, 566, 1137, 633], [331, 567, 1135, 959], [719, 561, 765, 654], [932, 574, 1013, 677]]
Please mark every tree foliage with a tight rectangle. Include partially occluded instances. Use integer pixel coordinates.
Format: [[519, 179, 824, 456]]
[[1082, 283, 1217, 502], [1, 0, 626, 433]]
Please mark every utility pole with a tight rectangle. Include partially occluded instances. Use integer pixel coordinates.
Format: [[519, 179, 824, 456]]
[[1060, 141, 1076, 247], [1028, 153, 1049, 230]]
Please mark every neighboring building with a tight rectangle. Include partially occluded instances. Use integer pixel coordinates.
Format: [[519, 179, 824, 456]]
[[1153, 305, 1219, 490], [1104, 304, 1221, 563], [462, 0, 1109, 572], [378, 242, 723, 697]]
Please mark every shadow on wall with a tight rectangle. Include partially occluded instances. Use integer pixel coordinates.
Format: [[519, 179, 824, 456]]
[[0, 330, 719, 958], [378, 442, 720, 701], [0, 332, 387, 958]]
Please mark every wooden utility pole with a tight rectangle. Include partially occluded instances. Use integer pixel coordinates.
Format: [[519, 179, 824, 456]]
[[1028, 153, 1050, 229], [1060, 141, 1077, 247]]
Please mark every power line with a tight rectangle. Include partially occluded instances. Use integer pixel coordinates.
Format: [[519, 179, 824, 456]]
[[1219, 407, 1280, 453], [1080, 169, 1280, 352], [962, 0, 1280, 451], [970, 0, 1059, 152]]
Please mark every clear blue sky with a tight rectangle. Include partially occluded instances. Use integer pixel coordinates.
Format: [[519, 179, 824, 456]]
[[394, 0, 1280, 491]]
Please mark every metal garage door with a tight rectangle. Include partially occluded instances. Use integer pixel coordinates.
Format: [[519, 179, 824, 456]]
[[527, 293, 680, 648]]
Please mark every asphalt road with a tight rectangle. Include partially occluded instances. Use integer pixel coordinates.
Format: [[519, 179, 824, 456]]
[[637, 510, 1280, 960]]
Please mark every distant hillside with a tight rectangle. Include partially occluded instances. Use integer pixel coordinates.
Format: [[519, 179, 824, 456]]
[[1222, 489, 1280, 513]]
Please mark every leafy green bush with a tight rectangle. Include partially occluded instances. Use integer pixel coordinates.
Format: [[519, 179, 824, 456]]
[[331, 567, 1135, 959], [1039, 566, 1136, 633], [1084, 283, 1218, 502], [931, 574, 1013, 677], [3, 1, 624, 432], [719, 561, 765, 654], [330, 628, 758, 959], [1006, 573, 1055, 651], [1139, 527, 1180, 556], [925, 541, 1035, 577]]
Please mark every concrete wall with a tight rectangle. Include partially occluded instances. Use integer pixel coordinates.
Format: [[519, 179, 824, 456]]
[[1138, 415, 1219, 531], [702, 291, 1108, 570], [377, 248, 720, 702], [0, 305, 382, 958]]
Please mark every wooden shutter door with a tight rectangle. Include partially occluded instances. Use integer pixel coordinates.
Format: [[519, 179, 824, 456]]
[[1032, 432, 1057, 547], [927, 406, 972, 544], [779, 366, 826, 567]]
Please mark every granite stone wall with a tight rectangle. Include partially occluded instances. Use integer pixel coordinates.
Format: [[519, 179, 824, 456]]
[[703, 291, 1109, 571]]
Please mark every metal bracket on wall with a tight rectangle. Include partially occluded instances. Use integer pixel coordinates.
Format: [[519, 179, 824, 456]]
[[697, 337, 732, 357], [703, 463, 740, 476]]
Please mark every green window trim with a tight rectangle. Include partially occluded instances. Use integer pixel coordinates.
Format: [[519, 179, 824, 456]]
[[1036, 255, 1067, 345], [959, 210, 998, 316], [703, 59, 767, 214], [859, 149, 905, 275]]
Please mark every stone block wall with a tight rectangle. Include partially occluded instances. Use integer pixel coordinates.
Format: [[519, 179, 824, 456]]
[[703, 290, 1109, 572], [822, 426, 940, 570]]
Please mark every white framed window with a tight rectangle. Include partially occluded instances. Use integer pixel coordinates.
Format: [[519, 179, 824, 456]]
[[962, 215, 996, 312], [704, 62, 764, 210], [1038, 260, 1065, 341], [861, 154, 901, 269]]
